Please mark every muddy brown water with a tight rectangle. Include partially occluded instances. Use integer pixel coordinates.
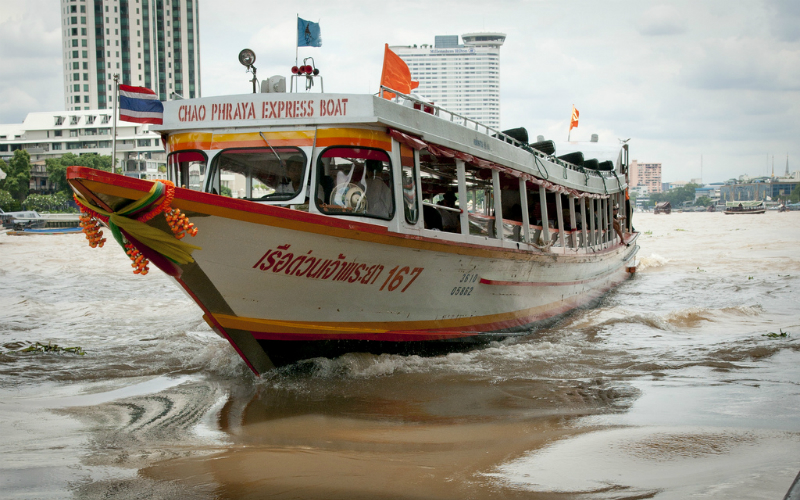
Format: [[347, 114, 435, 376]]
[[1, 212, 798, 499]]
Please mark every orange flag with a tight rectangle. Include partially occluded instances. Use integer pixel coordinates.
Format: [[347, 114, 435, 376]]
[[569, 105, 579, 131], [379, 44, 419, 99]]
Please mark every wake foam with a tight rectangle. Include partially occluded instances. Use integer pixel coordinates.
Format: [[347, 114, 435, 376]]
[[637, 253, 669, 271]]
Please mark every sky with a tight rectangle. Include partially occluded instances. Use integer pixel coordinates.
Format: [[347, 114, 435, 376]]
[[0, 0, 798, 184]]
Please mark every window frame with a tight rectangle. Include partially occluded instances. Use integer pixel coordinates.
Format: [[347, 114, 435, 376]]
[[166, 149, 208, 191], [313, 145, 395, 221], [208, 146, 309, 203]]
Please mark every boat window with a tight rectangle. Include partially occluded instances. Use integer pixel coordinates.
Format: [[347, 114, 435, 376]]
[[315, 147, 394, 220], [213, 147, 307, 201], [167, 150, 207, 191], [400, 143, 419, 224]]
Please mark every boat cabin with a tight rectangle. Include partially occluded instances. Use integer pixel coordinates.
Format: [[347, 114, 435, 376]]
[[157, 90, 630, 254]]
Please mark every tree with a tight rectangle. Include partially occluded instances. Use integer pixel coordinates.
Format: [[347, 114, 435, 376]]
[[695, 196, 712, 207], [46, 158, 69, 194], [47, 153, 114, 195], [0, 189, 19, 212], [650, 183, 701, 207], [1, 150, 32, 202], [789, 184, 800, 204], [21, 192, 76, 213]]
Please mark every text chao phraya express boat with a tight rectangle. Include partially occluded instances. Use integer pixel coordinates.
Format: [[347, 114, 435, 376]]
[[67, 85, 639, 375]]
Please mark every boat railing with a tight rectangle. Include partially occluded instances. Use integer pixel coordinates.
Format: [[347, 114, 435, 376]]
[[379, 86, 611, 180], [419, 206, 612, 252]]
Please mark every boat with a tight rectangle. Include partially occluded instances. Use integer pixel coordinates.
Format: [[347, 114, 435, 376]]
[[66, 83, 639, 375], [6, 227, 83, 236], [0, 210, 80, 230], [724, 201, 766, 215], [653, 201, 671, 214]]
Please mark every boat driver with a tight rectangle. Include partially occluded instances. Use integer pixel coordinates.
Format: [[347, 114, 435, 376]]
[[276, 156, 305, 194]]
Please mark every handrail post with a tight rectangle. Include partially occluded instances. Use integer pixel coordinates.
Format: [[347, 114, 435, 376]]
[[492, 169, 503, 241], [568, 194, 577, 248], [555, 192, 566, 250], [539, 186, 550, 244], [519, 178, 530, 243], [456, 159, 469, 236]]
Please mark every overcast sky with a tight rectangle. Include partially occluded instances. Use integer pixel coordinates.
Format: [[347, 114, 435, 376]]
[[1, 0, 798, 184]]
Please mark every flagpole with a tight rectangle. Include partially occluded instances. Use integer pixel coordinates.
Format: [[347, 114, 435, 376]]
[[112, 73, 119, 174], [294, 14, 299, 93]]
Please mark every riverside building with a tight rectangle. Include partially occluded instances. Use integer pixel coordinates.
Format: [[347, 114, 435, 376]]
[[629, 160, 663, 193], [0, 109, 167, 192], [60, 0, 201, 111], [391, 33, 505, 130]]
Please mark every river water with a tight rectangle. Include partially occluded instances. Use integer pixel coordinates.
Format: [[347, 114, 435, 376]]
[[1, 212, 798, 499]]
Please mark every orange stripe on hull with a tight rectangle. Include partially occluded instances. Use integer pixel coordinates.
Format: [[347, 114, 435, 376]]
[[165, 128, 392, 153], [210, 277, 621, 341]]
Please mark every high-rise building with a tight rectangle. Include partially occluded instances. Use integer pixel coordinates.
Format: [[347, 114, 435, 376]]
[[629, 160, 662, 193], [60, 0, 201, 111], [391, 32, 505, 130]]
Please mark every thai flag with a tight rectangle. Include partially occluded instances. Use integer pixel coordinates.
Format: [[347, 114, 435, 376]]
[[118, 85, 164, 124]]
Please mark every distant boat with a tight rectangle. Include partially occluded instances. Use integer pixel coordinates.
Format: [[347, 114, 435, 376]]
[[0, 210, 80, 230], [6, 227, 83, 236], [654, 202, 671, 214], [781, 203, 800, 212], [724, 201, 765, 215]]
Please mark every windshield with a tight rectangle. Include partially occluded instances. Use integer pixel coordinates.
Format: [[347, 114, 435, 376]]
[[214, 147, 307, 201]]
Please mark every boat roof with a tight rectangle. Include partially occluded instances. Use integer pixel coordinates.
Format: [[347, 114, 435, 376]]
[[152, 92, 627, 196], [726, 201, 764, 207]]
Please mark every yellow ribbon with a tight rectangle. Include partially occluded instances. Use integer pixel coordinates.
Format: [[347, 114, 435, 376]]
[[108, 213, 201, 265], [76, 190, 201, 265]]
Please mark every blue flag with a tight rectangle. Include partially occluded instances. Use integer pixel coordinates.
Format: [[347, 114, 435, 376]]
[[297, 17, 321, 47]]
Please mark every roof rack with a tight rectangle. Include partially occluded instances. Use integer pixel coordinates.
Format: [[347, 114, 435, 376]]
[[379, 86, 610, 179]]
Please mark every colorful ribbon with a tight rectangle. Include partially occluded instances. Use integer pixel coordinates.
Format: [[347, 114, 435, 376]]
[[74, 180, 201, 265]]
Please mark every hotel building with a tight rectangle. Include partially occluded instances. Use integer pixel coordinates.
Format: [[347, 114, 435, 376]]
[[391, 33, 505, 130], [60, 0, 201, 111], [0, 110, 166, 193]]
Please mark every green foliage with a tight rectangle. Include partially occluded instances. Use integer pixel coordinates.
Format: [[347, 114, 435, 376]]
[[46, 158, 69, 194], [220, 185, 232, 197], [21, 192, 76, 213], [1, 150, 32, 202], [763, 329, 789, 339], [789, 184, 800, 203], [695, 196, 712, 207], [650, 183, 701, 208], [0, 189, 20, 211], [46, 153, 113, 195], [19, 342, 85, 355]]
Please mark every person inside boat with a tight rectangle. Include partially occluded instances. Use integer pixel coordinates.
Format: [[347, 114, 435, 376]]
[[276, 156, 305, 195], [612, 205, 629, 246], [438, 190, 461, 233], [364, 159, 392, 218]]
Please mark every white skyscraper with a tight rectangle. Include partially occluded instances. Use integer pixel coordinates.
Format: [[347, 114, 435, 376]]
[[59, 0, 201, 111], [391, 33, 505, 129]]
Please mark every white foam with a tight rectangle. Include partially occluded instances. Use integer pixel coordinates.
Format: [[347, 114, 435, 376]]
[[637, 253, 669, 271]]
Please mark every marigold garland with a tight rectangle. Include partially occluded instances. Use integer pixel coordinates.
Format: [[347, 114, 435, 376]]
[[78, 210, 107, 248], [73, 179, 198, 275], [165, 208, 198, 239], [136, 180, 175, 222], [125, 241, 150, 275]]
